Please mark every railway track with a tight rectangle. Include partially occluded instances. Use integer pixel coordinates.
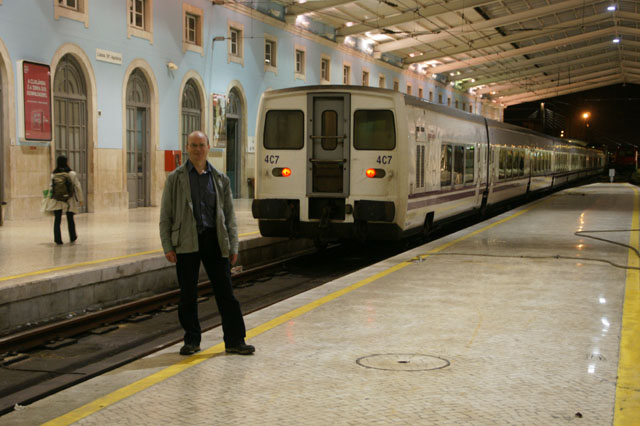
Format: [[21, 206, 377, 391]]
[[0, 242, 395, 416]]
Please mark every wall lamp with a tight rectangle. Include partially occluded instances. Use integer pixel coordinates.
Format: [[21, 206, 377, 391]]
[[166, 61, 178, 71]]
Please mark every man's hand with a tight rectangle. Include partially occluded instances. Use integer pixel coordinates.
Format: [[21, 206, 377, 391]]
[[165, 251, 177, 263], [230, 253, 238, 266]]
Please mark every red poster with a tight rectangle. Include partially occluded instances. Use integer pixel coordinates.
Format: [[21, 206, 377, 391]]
[[22, 61, 52, 141]]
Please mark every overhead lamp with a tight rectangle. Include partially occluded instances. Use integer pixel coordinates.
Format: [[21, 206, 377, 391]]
[[613, 36, 620, 43], [166, 61, 178, 71], [607, 4, 616, 11]]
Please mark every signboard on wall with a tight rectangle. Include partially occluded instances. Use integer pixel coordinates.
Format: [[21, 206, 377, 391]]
[[18, 60, 52, 142]]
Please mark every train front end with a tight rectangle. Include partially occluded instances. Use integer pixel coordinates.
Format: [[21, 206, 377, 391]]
[[252, 86, 402, 242]]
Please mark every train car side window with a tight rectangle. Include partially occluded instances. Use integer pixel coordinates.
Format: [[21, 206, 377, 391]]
[[518, 151, 525, 176], [499, 149, 505, 180], [321, 110, 338, 150], [354, 110, 395, 150], [465, 145, 474, 183], [506, 150, 513, 178], [264, 110, 304, 149], [440, 144, 452, 187], [453, 145, 464, 185]]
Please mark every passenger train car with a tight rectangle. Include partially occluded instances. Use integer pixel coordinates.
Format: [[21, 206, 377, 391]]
[[251, 86, 604, 242]]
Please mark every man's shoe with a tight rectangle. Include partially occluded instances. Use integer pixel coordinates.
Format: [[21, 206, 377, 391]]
[[225, 343, 255, 355], [179, 344, 201, 355]]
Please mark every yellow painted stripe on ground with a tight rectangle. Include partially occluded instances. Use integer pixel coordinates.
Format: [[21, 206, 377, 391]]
[[0, 250, 163, 282], [44, 200, 547, 426], [614, 185, 640, 425], [0, 231, 260, 283]]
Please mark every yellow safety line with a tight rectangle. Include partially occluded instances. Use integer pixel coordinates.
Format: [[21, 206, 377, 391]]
[[614, 185, 640, 425], [44, 201, 546, 426], [0, 231, 260, 283]]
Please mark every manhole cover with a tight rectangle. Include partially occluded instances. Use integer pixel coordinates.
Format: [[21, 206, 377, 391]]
[[356, 354, 450, 371]]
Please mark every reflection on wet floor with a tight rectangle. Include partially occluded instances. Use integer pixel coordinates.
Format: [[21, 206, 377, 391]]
[[0, 200, 259, 280]]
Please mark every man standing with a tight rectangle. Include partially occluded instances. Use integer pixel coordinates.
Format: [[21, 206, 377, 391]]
[[160, 130, 255, 356]]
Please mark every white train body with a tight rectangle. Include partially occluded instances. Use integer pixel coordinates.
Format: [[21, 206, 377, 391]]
[[251, 86, 604, 241]]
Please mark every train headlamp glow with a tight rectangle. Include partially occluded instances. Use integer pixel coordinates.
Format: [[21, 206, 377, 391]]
[[272, 167, 292, 177], [365, 168, 386, 178]]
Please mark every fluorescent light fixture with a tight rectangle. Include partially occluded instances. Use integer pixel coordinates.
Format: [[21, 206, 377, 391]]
[[613, 36, 620, 43], [607, 5, 616, 11]]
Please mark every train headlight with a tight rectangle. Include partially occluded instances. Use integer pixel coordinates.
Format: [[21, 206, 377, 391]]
[[272, 167, 292, 177], [365, 168, 386, 178]]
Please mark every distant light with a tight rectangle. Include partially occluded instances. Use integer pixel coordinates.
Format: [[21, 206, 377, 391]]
[[607, 5, 616, 11], [613, 37, 620, 43], [345, 21, 355, 27]]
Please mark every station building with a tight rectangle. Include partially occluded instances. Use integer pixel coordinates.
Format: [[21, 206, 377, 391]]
[[0, 0, 503, 223]]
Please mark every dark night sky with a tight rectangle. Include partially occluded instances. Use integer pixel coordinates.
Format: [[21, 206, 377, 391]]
[[504, 83, 640, 150]]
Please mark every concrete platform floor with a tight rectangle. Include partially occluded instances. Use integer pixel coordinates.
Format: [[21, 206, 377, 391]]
[[2, 183, 639, 425], [0, 199, 259, 283]]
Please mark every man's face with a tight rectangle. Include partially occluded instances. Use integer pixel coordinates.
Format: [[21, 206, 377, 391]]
[[187, 135, 209, 163]]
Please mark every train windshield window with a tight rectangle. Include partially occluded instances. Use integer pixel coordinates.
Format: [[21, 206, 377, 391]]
[[354, 110, 395, 150], [440, 144, 452, 186], [465, 146, 474, 183], [321, 110, 338, 150], [453, 146, 464, 184], [264, 110, 304, 149]]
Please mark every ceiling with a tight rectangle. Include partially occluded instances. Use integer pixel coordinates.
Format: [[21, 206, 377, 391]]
[[281, 0, 640, 106]]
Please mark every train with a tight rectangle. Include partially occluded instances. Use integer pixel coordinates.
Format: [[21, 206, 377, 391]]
[[251, 85, 605, 243]]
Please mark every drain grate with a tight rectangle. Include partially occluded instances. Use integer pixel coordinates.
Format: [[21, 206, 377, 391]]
[[356, 354, 450, 371]]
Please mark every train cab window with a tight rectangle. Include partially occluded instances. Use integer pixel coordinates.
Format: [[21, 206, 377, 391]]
[[440, 144, 452, 186], [453, 145, 464, 185], [465, 146, 474, 183], [264, 110, 304, 149], [354, 110, 395, 150], [321, 110, 338, 150]]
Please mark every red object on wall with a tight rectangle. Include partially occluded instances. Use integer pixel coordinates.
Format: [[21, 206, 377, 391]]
[[22, 61, 52, 141], [164, 150, 182, 171]]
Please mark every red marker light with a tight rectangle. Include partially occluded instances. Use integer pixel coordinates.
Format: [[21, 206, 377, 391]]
[[272, 167, 292, 177], [366, 168, 377, 178]]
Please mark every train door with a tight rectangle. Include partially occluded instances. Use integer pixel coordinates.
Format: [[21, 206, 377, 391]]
[[306, 93, 350, 197]]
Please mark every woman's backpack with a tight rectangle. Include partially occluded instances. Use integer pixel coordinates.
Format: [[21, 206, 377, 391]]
[[51, 172, 74, 202]]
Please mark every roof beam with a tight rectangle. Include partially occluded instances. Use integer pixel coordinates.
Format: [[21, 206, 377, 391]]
[[404, 13, 610, 65], [337, 0, 495, 37], [461, 50, 620, 89], [427, 27, 615, 75], [503, 77, 623, 106], [475, 61, 622, 95], [500, 74, 622, 104], [497, 69, 621, 97], [375, 0, 587, 53]]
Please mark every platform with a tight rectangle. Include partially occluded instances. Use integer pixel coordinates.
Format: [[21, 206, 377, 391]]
[[2, 183, 638, 425], [0, 199, 313, 333]]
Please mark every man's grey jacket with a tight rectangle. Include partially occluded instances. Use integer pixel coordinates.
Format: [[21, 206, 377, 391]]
[[159, 161, 238, 257]]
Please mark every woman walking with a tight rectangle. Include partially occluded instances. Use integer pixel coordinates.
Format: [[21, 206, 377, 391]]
[[45, 155, 83, 245]]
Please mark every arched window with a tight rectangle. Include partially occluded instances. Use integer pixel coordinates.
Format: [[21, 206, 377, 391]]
[[181, 79, 202, 159]]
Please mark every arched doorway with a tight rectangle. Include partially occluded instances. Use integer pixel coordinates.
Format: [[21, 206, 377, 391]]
[[226, 88, 241, 197], [181, 79, 202, 161], [53, 54, 88, 212], [125, 69, 150, 208]]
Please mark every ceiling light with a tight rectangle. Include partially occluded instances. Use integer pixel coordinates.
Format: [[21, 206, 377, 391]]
[[607, 5, 616, 11], [613, 36, 620, 43]]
